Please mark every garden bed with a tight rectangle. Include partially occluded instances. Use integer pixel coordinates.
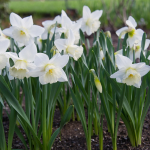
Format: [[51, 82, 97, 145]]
[[3, 107, 150, 149]]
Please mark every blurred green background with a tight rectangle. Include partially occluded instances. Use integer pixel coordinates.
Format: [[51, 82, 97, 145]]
[[0, 0, 150, 29]]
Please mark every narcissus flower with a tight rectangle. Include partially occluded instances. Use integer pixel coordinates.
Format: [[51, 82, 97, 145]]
[[0, 39, 10, 74], [79, 6, 103, 36], [31, 53, 69, 84], [3, 13, 44, 46], [9, 43, 37, 79], [54, 30, 83, 61], [54, 11, 81, 44], [116, 16, 144, 47], [129, 39, 150, 61], [90, 69, 102, 93], [42, 16, 61, 40], [110, 54, 150, 88]]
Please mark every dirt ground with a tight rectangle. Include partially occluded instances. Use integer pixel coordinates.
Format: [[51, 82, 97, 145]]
[[3, 107, 150, 150]]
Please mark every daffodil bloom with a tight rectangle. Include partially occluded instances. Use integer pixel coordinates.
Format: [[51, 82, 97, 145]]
[[54, 30, 83, 61], [42, 15, 61, 40], [90, 69, 102, 93], [9, 43, 37, 79], [114, 39, 150, 61], [116, 16, 144, 47], [53, 11, 81, 44], [129, 39, 150, 61], [110, 54, 150, 88], [31, 53, 69, 84], [3, 13, 44, 46], [79, 6, 103, 36], [0, 39, 10, 74]]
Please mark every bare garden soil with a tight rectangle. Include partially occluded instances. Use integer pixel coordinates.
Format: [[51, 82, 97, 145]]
[[3, 107, 150, 150]]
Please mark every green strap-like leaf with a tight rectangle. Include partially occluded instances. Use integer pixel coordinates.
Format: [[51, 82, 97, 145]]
[[0, 76, 42, 148]]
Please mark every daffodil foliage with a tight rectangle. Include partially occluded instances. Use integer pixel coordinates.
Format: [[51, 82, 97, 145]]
[[0, 5, 150, 150]]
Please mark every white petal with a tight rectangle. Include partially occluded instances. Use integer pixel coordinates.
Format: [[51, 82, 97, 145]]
[[41, 30, 48, 40], [34, 53, 49, 67], [0, 39, 10, 53], [49, 53, 69, 68], [134, 80, 141, 88], [91, 10, 103, 20], [83, 6, 91, 20], [28, 25, 45, 37], [61, 10, 68, 17], [61, 15, 72, 28], [7, 52, 19, 62], [54, 15, 61, 24], [67, 30, 75, 45], [134, 63, 150, 76], [22, 16, 33, 28], [144, 39, 150, 50], [0, 53, 8, 69], [116, 27, 128, 39], [29, 66, 45, 77], [110, 68, 126, 79], [58, 68, 68, 82], [127, 36, 137, 48], [136, 29, 145, 38], [74, 46, 83, 61], [115, 54, 132, 69], [10, 12, 22, 27], [126, 16, 137, 28], [128, 16, 137, 28], [3, 27, 14, 37], [19, 43, 37, 62], [54, 39, 67, 52]]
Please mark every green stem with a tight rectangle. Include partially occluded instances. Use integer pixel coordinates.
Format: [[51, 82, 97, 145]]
[[72, 105, 75, 121], [98, 125, 103, 150], [87, 138, 91, 150], [42, 85, 47, 150], [112, 137, 117, 150], [93, 112, 98, 135]]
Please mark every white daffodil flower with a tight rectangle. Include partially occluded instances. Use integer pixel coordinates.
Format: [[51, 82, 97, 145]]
[[79, 6, 103, 36], [9, 43, 37, 79], [110, 54, 150, 88], [0, 39, 10, 74], [53, 10, 81, 44], [42, 15, 61, 40], [31, 53, 69, 84], [129, 39, 150, 61], [54, 30, 83, 61], [116, 16, 144, 47], [3, 13, 44, 46]]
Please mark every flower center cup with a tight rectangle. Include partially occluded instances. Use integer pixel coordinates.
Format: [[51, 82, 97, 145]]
[[128, 29, 135, 37], [20, 30, 25, 35]]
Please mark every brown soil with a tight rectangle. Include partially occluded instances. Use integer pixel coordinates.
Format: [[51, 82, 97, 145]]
[[3, 107, 150, 150]]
